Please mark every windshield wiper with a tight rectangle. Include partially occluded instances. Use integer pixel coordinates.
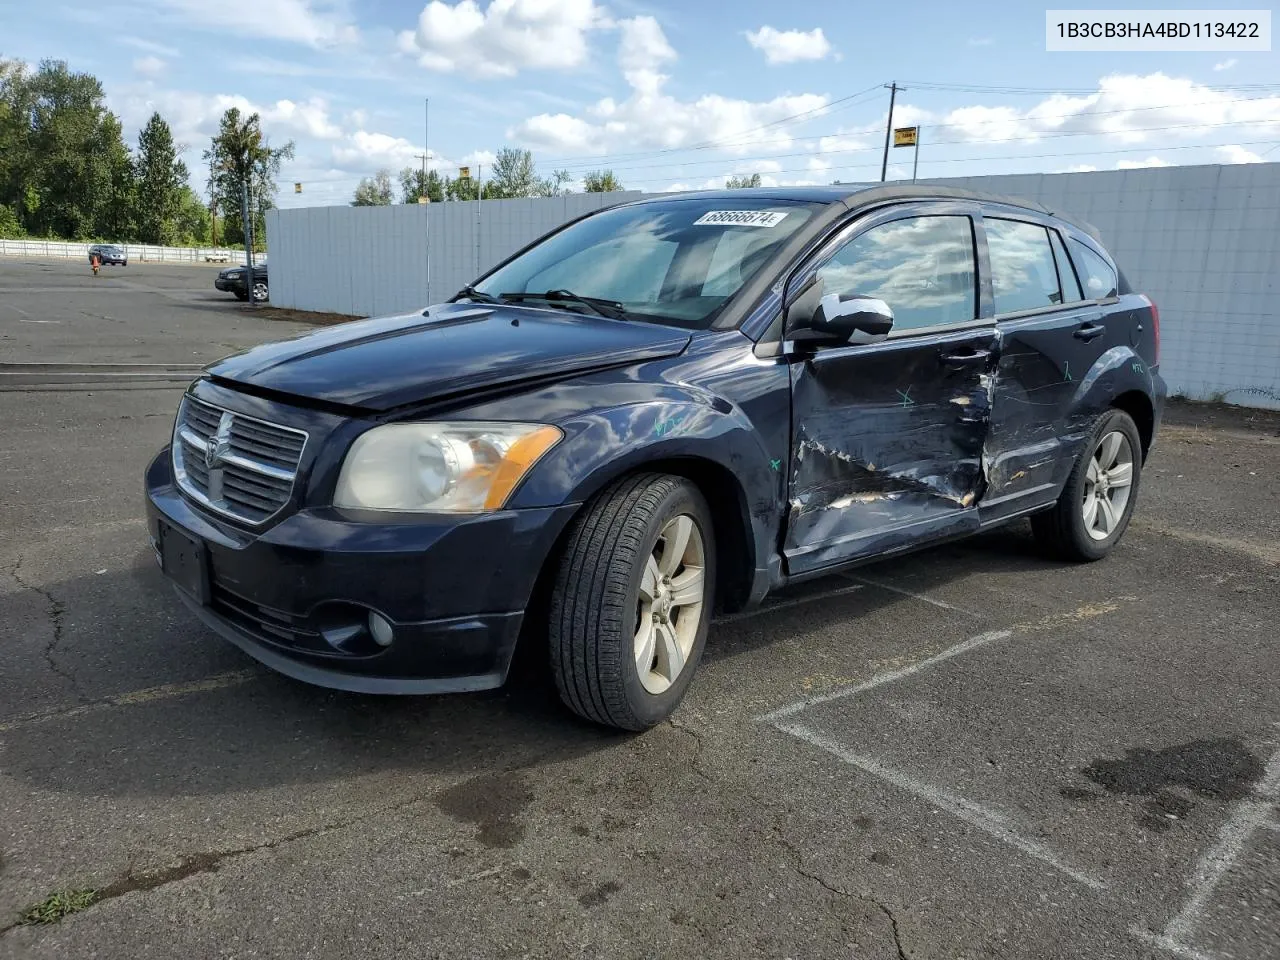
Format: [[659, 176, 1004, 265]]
[[452, 285, 504, 305], [499, 289, 628, 320]]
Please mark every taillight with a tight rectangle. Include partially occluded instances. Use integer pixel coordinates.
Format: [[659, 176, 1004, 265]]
[[1143, 294, 1160, 366]]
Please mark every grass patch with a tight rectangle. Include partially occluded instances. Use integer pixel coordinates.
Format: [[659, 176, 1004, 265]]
[[18, 889, 99, 925]]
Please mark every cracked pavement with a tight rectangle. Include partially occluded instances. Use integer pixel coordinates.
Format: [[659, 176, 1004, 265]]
[[2, 259, 1279, 959]]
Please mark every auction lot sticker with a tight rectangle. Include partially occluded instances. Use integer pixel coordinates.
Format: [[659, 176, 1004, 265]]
[[1047, 10, 1271, 51], [693, 210, 790, 227]]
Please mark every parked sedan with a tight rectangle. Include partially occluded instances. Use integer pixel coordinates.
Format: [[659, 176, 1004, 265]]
[[214, 259, 268, 302], [146, 185, 1165, 730], [88, 244, 127, 266]]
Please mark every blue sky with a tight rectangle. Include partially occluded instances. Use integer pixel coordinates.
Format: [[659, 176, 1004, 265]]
[[5, 0, 1279, 206]]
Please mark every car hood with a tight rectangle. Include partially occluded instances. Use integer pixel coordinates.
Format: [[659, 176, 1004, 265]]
[[205, 302, 693, 412]]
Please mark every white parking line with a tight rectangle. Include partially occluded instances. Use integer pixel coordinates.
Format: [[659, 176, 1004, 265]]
[[1133, 741, 1280, 960], [776, 718, 1108, 891], [843, 573, 978, 617], [758, 629, 1014, 722]]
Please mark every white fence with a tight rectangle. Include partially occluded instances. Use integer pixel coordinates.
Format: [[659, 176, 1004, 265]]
[[0, 239, 239, 263], [922, 163, 1280, 410], [266, 163, 1280, 410], [265, 192, 645, 317]]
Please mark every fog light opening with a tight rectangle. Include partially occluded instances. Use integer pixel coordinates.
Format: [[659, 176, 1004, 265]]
[[369, 612, 395, 648]]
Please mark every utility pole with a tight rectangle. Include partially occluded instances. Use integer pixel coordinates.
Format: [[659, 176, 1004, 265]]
[[912, 127, 922, 182], [475, 162, 483, 278], [430, 96, 435, 305], [241, 179, 256, 307], [880, 82, 900, 183], [209, 155, 218, 248]]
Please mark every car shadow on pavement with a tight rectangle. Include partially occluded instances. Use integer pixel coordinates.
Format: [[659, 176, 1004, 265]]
[[1, 521, 1073, 804]]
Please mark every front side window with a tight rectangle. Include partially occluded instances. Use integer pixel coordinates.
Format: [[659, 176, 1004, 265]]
[[1068, 238, 1119, 299], [816, 215, 977, 331], [474, 199, 818, 329], [986, 218, 1062, 314]]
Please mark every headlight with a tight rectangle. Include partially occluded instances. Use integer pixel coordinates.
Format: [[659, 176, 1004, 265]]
[[333, 422, 562, 513]]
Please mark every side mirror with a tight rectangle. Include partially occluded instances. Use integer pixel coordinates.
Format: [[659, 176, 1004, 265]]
[[811, 294, 894, 343]]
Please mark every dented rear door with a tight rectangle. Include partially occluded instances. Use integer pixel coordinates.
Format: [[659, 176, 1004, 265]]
[[783, 205, 996, 576]]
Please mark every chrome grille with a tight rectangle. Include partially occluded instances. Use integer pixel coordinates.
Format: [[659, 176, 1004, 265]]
[[173, 395, 307, 525]]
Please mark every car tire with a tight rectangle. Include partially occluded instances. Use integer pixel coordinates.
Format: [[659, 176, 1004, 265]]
[[252, 281, 269, 303], [549, 473, 715, 731], [1031, 408, 1143, 562]]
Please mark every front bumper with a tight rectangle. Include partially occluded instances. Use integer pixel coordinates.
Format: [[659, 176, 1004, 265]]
[[214, 277, 243, 293], [144, 448, 578, 694]]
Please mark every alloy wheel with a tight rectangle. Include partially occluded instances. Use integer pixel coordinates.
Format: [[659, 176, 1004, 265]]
[[252, 282, 268, 302], [634, 514, 706, 695], [1082, 430, 1134, 541]]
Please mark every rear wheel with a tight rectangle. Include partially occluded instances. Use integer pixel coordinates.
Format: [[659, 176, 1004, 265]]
[[1031, 408, 1142, 561], [251, 281, 269, 303], [549, 474, 715, 731]]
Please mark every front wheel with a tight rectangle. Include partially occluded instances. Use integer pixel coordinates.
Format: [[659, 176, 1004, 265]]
[[549, 474, 715, 731], [1031, 408, 1143, 561]]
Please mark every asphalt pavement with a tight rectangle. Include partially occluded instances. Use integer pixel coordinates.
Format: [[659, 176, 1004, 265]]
[[1, 257, 1278, 960]]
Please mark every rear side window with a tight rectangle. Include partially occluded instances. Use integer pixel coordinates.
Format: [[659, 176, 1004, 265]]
[[1068, 238, 1119, 299], [1049, 230, 1083, 302], [817, 215, 976, 331], [985, 218, 1061, 314]]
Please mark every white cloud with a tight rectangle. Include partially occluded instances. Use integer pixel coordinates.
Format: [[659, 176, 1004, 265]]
[[332, 131, 424, 170], [926, 73, 1280, 145], [133, 56, 167, 77], [1217, 144, 1262, 164], [1062, 164, 1099, 173], [398, 0, 606, 77], [1214, 58, 1237, 71], [157, 0, 358, 47], [745, 26, 832, 64], [511, 17, 828, 156], [114, 88, 344, 148], [1116, 156, 1170, 169], [619, 15, 676, 94]]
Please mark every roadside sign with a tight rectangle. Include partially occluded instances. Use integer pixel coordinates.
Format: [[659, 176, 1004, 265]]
[[418, 196, 429, 204], [294, 182, 302, 193], [458, 166, 471, 180], [893, 126, 919, 147]]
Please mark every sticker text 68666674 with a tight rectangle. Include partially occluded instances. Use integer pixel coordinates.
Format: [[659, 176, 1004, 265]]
[[692, 210, 789, 227]]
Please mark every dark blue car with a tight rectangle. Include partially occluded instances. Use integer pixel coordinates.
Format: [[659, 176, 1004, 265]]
[[145, 185, 1165, 730]]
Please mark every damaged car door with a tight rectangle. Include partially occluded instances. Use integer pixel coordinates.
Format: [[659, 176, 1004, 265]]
[[783, 205, 997, 575]]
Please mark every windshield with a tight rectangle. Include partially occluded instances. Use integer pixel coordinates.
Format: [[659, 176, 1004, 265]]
[[473, 199, 819, 329]]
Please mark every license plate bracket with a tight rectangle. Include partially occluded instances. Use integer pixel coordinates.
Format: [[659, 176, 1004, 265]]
[[157, 520, 210, 605]]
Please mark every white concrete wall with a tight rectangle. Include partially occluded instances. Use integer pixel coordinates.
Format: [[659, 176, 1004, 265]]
[[267, 163, 1280, 409], [925, 163, 1280, 409], [265, 192, 645, 317]]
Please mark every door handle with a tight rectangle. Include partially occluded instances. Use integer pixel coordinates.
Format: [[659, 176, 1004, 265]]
[[1074, 323, 1105, 342], [940, 349, 991, 366]]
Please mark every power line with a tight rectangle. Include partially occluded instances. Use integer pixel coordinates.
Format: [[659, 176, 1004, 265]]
[[610, 138, 1280, 188]]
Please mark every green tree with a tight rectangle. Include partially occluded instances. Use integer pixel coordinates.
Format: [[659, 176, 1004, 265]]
[[486, 147, 542, 199], [398, 166, 444, 204], [171, 186, 211, 244], [583, 169, 624, 192], [134, 112, 189, 244], [446, 173, 479, 202], [351, 169, 394, 206], [0, 60, 135, 239], [0, 203, 23, 238], [203, 107, 294, 248], [725, 173, 763, 189]]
